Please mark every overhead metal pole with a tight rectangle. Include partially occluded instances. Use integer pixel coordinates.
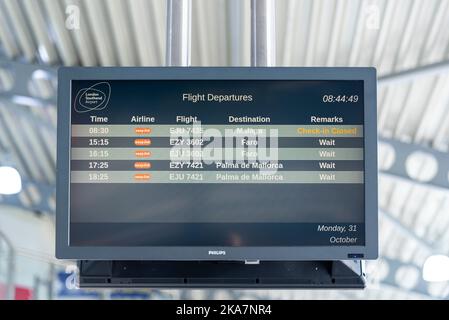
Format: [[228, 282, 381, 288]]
[[228, 0, 248, 66], [251, 0, 276, 66], [166, 0, 192, 67]]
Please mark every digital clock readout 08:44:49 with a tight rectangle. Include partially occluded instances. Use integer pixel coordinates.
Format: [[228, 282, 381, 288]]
[[322, 95, 359, 103]]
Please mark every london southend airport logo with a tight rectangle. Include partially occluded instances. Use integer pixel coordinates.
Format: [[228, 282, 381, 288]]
[[74, 81, 111, 113]]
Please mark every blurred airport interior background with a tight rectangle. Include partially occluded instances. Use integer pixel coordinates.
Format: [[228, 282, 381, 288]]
[[1, 0, 449, 299]]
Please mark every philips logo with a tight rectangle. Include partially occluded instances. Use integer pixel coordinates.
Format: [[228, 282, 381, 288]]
[[208, 250, 226, 256]]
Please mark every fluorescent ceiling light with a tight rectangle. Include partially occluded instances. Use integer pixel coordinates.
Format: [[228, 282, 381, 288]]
[[0, 166, 22, 195], [423, 255, 449, 282]]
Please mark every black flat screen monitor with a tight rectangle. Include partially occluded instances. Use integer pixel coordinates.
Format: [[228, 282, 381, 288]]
[[56, 67, 378, 260]]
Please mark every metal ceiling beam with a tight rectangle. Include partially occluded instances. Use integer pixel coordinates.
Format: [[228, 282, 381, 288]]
[[251, 0, 276, 67], [379, 137, 449, 192], [0, 57, 56, 106], [0, 179, 55, 214], [380, 210, 434, 253], [376, 256, 444, 299], [165, 0, 191, 67], [379, 60, 449, 87]]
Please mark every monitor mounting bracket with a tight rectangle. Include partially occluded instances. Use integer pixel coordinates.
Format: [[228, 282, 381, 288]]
[[77, 259, 365, 288]]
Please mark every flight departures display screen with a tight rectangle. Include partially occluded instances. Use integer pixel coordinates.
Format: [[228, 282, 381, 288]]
[[69, 79, 365, 248]]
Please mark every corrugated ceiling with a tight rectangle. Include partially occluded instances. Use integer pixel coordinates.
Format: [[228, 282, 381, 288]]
[[1, 0, 449, 299]]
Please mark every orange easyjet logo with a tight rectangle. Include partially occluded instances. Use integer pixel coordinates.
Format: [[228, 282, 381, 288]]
[[135, 150, 151, 158], [134, 162, 151, 169], [135, 127, 152, 134], [134, 138, 151, 146], [134, 173, 151, 181]]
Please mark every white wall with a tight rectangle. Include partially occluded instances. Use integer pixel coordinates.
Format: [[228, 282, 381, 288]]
[[0, 205, 55, 297]]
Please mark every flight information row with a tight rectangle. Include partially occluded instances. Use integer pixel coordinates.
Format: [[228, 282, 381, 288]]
[[71, 124, 364, 137], [71, 147, 364, 161], [70, 160, 364, 171], [71, 170, 364, 184], [71, 137, 363, 148]]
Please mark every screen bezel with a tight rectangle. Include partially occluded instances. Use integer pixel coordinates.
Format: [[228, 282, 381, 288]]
[[56, 67, 378, 260]]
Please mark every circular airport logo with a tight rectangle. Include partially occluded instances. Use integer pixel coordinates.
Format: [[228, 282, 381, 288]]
[[74, 81, 111, 113]]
